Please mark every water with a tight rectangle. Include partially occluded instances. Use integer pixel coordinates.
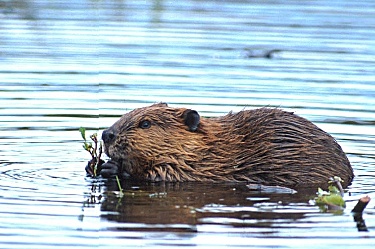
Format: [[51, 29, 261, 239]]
[[0, 0, 375, 248]]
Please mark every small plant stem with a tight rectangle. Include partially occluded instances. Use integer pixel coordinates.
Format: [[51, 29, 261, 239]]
[[115, 175, 123, 193], [90, 148, 95, 161], [80, 128, 103, 177], [97, 142, 103, 164], [330, 176, 344, 197], [92, 142, 102, 177], [336, 181, 344, 197]]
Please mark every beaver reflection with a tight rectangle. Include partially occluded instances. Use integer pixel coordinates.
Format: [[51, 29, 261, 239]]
[[99, 103, 353, 188], [100, 181, 315, 231]]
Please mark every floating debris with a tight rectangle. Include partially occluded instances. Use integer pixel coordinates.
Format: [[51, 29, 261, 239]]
[[246, 183, 297, 194], [314, 176, 345, 212]]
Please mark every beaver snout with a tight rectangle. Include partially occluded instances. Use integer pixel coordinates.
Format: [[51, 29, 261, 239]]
[[102, 129, 116, 144]]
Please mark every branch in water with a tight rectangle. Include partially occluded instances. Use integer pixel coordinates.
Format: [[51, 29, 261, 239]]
[[352, 196, 371, 232], [352, 195, 371, 213]]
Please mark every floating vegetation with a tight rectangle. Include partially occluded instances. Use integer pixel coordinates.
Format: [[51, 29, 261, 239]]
[[314, 176, 345, 212]]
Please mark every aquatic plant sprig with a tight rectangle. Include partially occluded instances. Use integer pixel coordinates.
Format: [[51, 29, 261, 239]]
[[79, 127, 103, 177], [314, 176, 346, 212]]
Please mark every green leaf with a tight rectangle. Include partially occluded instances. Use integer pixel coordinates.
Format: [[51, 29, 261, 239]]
[[315, 187, 346, 208], [328, 186, 341, 195], [316, 195, 345, 208], [90, 133, 98, 143], [317, 188, 327, 196], [324, 194, 345, 208], [82, 142, 92, 151], [79, 127, 86, 141]]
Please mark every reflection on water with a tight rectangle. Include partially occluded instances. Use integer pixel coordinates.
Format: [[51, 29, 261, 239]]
[[101, 181, 316, 227], [0, 0, 374, 248]]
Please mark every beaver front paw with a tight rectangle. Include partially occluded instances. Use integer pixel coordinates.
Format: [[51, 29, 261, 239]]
[[99, 160, 120, 178]]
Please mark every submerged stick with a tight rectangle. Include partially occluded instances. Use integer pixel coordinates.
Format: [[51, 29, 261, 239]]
[[246, 183, 297, 194], [352, 196, 371, 213], [352, 196, 371, 232]]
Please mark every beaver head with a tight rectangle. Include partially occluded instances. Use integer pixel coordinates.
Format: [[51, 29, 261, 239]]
[[101, 103, 354, 187], [102, 103, 216, 181]]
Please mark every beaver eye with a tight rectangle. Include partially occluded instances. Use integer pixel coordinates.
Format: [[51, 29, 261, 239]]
[[139, 120, 151, 129]]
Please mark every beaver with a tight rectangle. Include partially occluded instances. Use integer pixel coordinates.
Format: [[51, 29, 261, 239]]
[[99, 103, 354, 188]]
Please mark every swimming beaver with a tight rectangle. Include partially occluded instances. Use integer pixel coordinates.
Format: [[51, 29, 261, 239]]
[[99, 103, 354, 187]]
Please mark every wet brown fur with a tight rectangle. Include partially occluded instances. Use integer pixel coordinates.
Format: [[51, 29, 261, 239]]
[[103, 103, 354, 187]]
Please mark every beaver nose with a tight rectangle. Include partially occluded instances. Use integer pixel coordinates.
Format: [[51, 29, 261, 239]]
[[102, 130, 116, 143]]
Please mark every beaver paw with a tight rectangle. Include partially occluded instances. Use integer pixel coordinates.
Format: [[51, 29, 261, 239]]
[[99, 160, 120, 178]]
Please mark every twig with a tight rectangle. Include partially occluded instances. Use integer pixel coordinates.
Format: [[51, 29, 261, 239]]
[[329, 176, 344, 197], [352, 196, 371, 232], [352, 196, 371, 213], [80, 128, 103, 177], [96, 141, 103, 172]]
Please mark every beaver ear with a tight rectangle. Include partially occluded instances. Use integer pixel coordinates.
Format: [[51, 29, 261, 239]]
[[183, 109, 200, 132], [152, 102, 168, 107]]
